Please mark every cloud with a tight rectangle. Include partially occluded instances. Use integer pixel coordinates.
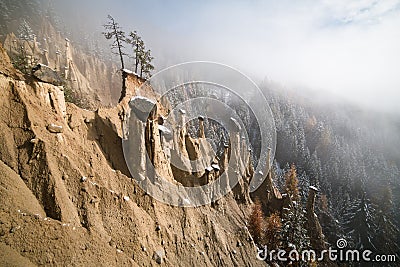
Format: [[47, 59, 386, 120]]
[[53, 0, 400, 114], [320, 0, 400, 25], [168, 0, 400, 114]]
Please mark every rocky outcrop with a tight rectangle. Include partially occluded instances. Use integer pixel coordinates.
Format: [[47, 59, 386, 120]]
[[306, 186, 327, 252], [0, 43, 262, 266], [119, 75, 255, 205], [251, 148, 284, 214], [32, 64, 63, 86], [47, 123, 63, 133], [3, 19, 122, 109], [0, 39, 23, 80]]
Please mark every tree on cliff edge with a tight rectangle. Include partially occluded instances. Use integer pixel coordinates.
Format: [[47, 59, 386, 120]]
[[127, 31, 142, 74], [127, 30, 154, 79], [140, 48, 154, 79], [103, 15, 127, 102]]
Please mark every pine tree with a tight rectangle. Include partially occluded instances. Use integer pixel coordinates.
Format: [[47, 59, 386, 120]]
[[373, 186, 399, 261], [281, 201, 311, 263], [103, 15, 126, 69], [307, 152, 321, 188], [11, 44, 29, 74], [281, 164, 311, 265], [8, 19, 38, 74], [127, 31, 154, 79], [103, 15, 127, 101], [140, 48, 154, 79], [127, 30, 142, 73], [11, 42, 38, 75], [297, 171, 310, 204], [18, 19, 35, 41], [343, 193, 378, 251]]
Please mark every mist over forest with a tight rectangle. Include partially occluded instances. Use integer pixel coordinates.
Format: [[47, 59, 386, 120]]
[[1, 0, 399, 266], [54, 0, 400, 113]]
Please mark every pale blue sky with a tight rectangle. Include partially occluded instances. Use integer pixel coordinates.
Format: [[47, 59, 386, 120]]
[[55, 0, 400, 113]]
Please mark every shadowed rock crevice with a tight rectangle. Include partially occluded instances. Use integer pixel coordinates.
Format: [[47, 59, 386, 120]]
[[93, 111, 131, 177]]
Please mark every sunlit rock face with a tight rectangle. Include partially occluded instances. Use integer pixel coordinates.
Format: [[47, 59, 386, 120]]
[[32, 64, 63, 85], [0, 42, 264, 266], [3, 20, 122, 109]]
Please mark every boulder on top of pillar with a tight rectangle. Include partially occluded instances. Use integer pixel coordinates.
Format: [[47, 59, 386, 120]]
[[229, 117, 241, 132], [158, 125, 172, 140], [205, 166, 214, 173], [309, 185, 319, 192], [211, 164, 220, 171], [129, 96, 157, 122]]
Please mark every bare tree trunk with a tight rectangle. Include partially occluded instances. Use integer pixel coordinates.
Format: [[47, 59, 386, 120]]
[[111, 17, 125, 69], [135, 44, 139, 73], [119, 71, 127, 102]]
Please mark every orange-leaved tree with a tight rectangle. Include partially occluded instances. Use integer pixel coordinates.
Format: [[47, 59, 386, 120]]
[[285, 163, 300, 201], [263, 212, 282, 250], [248, 199, 264, 244]]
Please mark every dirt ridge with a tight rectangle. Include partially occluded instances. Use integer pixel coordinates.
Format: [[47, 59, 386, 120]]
[[0, 43, 262, 266]]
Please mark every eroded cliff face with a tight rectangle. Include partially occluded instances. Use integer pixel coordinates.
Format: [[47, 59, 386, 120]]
[[121, 71, 255, 206], [3, 18, 122, 109], [0, 44, 263, 266]]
